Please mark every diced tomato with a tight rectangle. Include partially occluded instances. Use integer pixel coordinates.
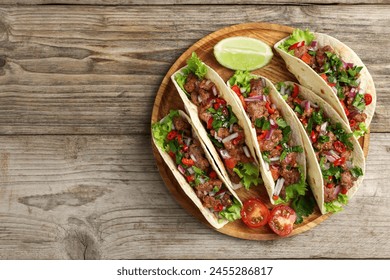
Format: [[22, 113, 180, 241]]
[[364, 94, 372, 105], [257, 130, 268, 141], [320, 73, 328, 82], [334, 141, 346, 153], [186, 175, 194, 183], [300, 117, 308, 125], [177, 134, 183, 145], [207, 117, 213, 129], [333, 157, 346, 167], [341, 100, 350, 116], [168, 151, 175, 160], [341, 188, 348, 195], [182, 145, 189, 152], [275, 145, 282, 150], [328, 82, 336, 87], [300, 52, 312, 64], [209, 170, 217, 179], [326, 183, 335, 189], [288, 41, 305, 51], [214, 203, 224, 212], [224, 158, 237, 169], [231, 85, 241, 96], [167, 130, 178, 140], [292, 84, 300, 98], [265, 102, 275, 114], [272, 195, 279, 201], [240, 198, 270, 228], [268, 205, 297, 237], [270, 166, 280, 181], [182, 158, 195, 166], [310, 130, 317, 143], [213, 102, 221, 110], [232, 135, 242, 145]]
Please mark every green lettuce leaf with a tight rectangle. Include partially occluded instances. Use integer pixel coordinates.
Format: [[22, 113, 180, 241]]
[[284, 165, 307, 201], [219, 198, 242, 222], [353, 122, 368, 138], [228, 70, 256, 95], [233, 162, 262, 190], [324, 193, 349, 213], [278, 28, 315, 54], [291, 194, 315, 224], [187, 52, 207, 79], [151, 110, 179, 151]]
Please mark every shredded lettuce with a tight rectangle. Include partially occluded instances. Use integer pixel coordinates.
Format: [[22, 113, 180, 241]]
[[324, 193, 349, 213], [233, 162, 262, 190], [278, 28, 315, 54], [353, 122, 368, 138], [219, 198, 242, 222], [151, 110, 179, 151], [228, 70, 256, 95], [174, 52, 207, 95]]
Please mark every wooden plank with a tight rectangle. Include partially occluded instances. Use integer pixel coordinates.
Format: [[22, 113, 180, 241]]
[[0, 5, 388, 135], [0, 133, 388, 259], [0, 1, 388, 5]]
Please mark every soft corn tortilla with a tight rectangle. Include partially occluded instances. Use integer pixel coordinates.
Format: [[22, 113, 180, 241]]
[[274, 32, 376, 131], [280, 82, 365, 214], [152, 110, 242, 229]]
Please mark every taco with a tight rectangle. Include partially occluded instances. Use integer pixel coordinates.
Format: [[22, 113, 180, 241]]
[[275, 81, 365, 214], [226, 71, 306, 205], [274, 29, 376, 138], [171, 53, 262, 190], [152, 110, 242, 228]]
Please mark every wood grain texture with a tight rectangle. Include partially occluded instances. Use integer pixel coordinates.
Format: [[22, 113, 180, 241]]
[[0, 133, 388, 259], [0, 5, 388, 135]]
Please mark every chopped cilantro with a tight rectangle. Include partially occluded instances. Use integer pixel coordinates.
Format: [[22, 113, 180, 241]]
[[351, 166, 363, 178], [276, 118, 288, 128]]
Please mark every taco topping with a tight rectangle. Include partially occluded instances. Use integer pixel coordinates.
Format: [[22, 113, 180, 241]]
[[278, 29, 371, 138], [152, 110, 242, 222], [277, 82, 364, 212], [175, 53, 261, 190], [228, 71, 306, 203]]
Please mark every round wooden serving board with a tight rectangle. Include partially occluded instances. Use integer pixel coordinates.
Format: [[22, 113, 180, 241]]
[[151, 22, 369, 240]]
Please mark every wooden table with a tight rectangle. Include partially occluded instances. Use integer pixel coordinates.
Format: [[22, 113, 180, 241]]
[[0, 1, 389, 259]]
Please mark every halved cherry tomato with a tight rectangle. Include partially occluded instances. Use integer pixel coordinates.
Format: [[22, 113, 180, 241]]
[[341, 187, 348, 195], [232, 135, 242, 145], [182, 158, 195, 166], [231, 85, 241, 96], [257, 130, 268, 141], [334, 141, 346, 153], [288, 41, 305, 51], [209, 170, 217, 179], [224, 158, 237, 169], [333, 157, 346, 167], [207, 117, 213, 129], [265, 102, 275, 114], [167, 130, 178, 140], [268, 205, 297, 237], [310, 130, 317, 143], [364, 94, 372, 105], [214, 203, 224, 212], [300, 52, 312, 64], [240, 198, 270, 228], [292, 84, 300, 98], [270, 165, 280, 181], [186, 174, 194, 183]]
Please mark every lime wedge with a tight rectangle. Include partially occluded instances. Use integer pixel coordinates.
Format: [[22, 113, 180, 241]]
[[214, 36, 273, 71]]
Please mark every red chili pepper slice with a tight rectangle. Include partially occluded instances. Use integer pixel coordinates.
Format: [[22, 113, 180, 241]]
[[265, 102, 275, 114], [257, 130, 268, 141], [300, 52, 312, 64], [292, 84, 300, 98], [186, 175, 194, 183], [167, 130, 178, 140], [209, 170, 217, 179], [231, 85, 241, 96], [333, 157, 346, 167], [207, 117, 213, 129], [232, 135, 242, 145], [310, 130, 317, 143], [288, 41, 305, 51], [364, 94, 372, 105], [182, 158, 195, 166], [334, 141, 346, 153], [214, 203, 224, 212], [224, 158, 237, 169]]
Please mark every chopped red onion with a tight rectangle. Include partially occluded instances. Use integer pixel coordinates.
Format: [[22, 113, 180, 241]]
[[305, 100, 311, 112], [219, 149, 231, 159], [271, 104, 277, 110], [346, 161, 353, 169], [270, 156, 280, 162], [342, 59, 354, 69], [279, 85, 286, 95], [310, 102, 319, 108], [187, 167, 194, 175], [178, 165, 186, 175], [349, 90, 357, 98], [274, 178, 285, 196], [331, 86, 337, 94], [190, 154, 197, 162], [184, 137, 192, 147], [243, 146, 251, 158], [310, 40, 318, 48], [323, 162, 330, 170], [325, 154, 336, 163], [270, 118, 276, 126], [244, 96, 263, 102], [214, 131, 223, 142], [229, 123, 234, 133], [197, 95, 202, 103], [333, 185, 341, 196], [328, 150, 340, 159], [222, 132, 239, 143], [261, 78, 266, 87], [212, 85, 218, 96], [199, 177, 205, 184], [265, 128, 275, 140], [263, 95, 267, 102], [320, 122, 328, 135], [240, 87, 246, 94]]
